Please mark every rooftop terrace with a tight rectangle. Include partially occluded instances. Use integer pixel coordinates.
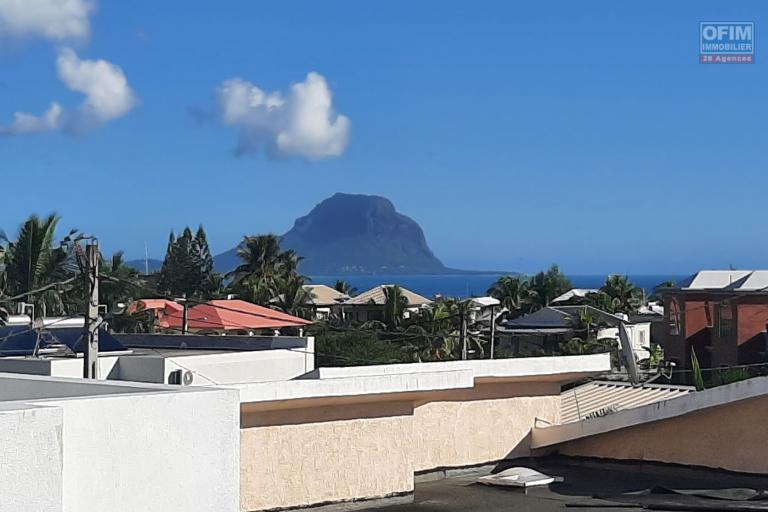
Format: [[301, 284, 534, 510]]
[[358, 456, 768, 511]]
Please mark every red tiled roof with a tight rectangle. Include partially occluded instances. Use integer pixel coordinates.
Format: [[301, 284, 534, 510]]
[[128, 299, 184, 315], [162, 299, 311, 331]]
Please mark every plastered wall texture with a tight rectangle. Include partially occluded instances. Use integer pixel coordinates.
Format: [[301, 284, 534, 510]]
[[558, 396, 768, 474], [240, 402, 414, 512], [240, 382, 561, 511], [0, 405, 63, 512], [413, 382, 561, 471]]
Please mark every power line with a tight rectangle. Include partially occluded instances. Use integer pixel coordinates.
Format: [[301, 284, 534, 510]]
[[0, 276, 79, 304]]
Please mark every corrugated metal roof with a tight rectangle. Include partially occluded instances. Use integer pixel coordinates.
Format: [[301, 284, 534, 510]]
[[561, 381, 693, 424], [677, 270, 755, 290]]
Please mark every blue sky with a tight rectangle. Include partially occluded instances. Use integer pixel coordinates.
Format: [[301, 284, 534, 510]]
[[0, 1, 766, 274]]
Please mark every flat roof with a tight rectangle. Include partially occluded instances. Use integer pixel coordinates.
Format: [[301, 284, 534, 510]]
[[355, 456, 768, 511]]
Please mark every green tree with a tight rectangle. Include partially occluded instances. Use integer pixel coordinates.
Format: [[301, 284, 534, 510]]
[[527, 265, 572, 310], [270, 273, 312, 318], [334, 279, 356, 296], [601, 275, 643, 315], [311, 325, 409, 366], [226, 234, 305, 306], [383, 285, 408, 329], [0, 214, 78, 316], [583, 291, 616, 313], [100, 251, 142, 311], [194, 225, 219, 297], [487, 275, 529, 317], [158, 226, 220, 299]]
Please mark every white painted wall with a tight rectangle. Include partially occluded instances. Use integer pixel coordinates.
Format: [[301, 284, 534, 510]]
[[0, 374, 240, 512], [42, 388, 240, 512], [0, 403, 63, 512], [597, 322, 651, 359], [0, 338, 315, 387], [162, 349, 312, 386]]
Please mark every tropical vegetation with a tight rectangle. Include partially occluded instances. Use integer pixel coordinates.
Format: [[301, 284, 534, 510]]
[[486, 265, 572, 317]]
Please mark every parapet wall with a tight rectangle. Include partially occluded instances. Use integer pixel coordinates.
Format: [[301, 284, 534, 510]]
[[238, 355, 607, 511], [0, 373, 241, 512], [556, 395, 768, 474]]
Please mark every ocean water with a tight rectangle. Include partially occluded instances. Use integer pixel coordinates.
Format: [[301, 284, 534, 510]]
[[308, 274, 687, 299]]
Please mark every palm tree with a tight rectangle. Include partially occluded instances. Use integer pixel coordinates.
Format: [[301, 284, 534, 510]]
[[0, 214, 78, 316], [100, 251, 142, 312], [383, 285, 408, 329], [227, 234, 283, 285], [601, 275, 643, 315], [404, 301, 455, 360], [226, 234, 301, 305], [270, 273, 312, 318], [334, 280, 356, 296], [487, 275, 529, 316], [527, 265, 572, 311]]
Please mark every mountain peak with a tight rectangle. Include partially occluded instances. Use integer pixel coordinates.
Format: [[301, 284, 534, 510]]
[[280, 193, 447, 274]]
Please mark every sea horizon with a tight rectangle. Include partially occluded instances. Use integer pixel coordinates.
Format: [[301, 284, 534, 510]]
[[308, 273, 686, 299]]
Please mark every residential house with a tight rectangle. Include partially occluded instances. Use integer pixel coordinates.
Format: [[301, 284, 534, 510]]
[[338, 284, 432, 323], [496, 305, 650, 360], [551, 288, 600, 304], [661, 270, 768, 380], [302, 284, 349, 320], [630, 300, 666, 345], [131, 298, 312, 335]]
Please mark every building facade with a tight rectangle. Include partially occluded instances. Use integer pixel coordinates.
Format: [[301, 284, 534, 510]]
[[662, 271, 768, 380]]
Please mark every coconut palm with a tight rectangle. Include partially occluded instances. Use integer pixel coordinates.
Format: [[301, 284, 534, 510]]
[[383, 285, 409, 329], [270, 273, 312, 318], [334, 280, 356, 296], [0, 214, 78, 316], [601, 275, 643, 315], [487, 275, 529, 316], [100, 251, 142, 312], [227, 234, 283, 286], [227, 234, 303, 305], [583, 291, 616, 313], [527, 265, 572, 311], [403, 301, 455, 360]]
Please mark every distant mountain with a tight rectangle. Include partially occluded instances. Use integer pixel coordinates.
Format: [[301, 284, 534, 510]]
[[214, 193, 452, 275], [126, 258, 163, 273]]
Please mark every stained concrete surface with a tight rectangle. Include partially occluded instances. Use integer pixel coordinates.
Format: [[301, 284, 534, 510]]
[[357, 456, 768, 511]]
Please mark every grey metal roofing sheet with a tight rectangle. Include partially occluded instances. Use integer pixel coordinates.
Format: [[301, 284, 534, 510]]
[[561, 381, 693, 424]]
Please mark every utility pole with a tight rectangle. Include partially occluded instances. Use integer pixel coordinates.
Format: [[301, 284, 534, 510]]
[[179, 295, 189, 334], [489, 305, 496, 359], [460, 308, 468, 360], [83, 240, 100, 379]]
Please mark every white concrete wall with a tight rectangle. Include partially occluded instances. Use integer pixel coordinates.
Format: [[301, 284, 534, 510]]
[[163, 349, 312, 386], [112, 355, 168, 383], [0, 374, 241, 512], [0, 356, 122, 380], [0, 343, 314, 387], [0, 403, 63, 512], [43, 388, 240, 512]]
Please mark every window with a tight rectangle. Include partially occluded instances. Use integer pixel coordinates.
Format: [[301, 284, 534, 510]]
[[717, 302, 733, 339], [668, 298, 681, 335]]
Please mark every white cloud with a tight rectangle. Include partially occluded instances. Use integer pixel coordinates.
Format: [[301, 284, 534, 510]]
[[0, 0, 94, 42], [0, 102, 62, 135], [0, 48, 137, 136], [57, 48, 137, 125], [216, 72, 350, 161]]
